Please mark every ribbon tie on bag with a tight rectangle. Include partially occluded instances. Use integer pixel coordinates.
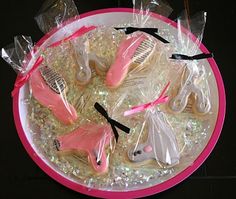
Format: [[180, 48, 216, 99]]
[[170, 53, 213, 60], [94, 102, 130, 142], [124, 82, 170, 116], [114, 27, 169, 43], [11, 56, 44, 97], [49, 26, 97, 48]]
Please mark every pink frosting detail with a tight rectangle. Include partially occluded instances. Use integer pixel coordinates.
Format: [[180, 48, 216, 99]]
[[144, 145, 153, 153], [106, 34, 147, 88], [29, 69, 78, 125], [56, 124, 113, 173]]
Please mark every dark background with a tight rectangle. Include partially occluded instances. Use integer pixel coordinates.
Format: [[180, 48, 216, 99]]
[[0, 0, 235, 198]]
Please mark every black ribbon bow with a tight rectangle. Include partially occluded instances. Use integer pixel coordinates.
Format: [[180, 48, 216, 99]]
[[170, 53, 213, 60], [94, 102, 130, 142], [114, 27, 169, 44]]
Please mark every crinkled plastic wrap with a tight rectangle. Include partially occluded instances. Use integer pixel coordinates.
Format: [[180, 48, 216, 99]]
[[1, 35, 35, 74], [169, 11, 212, 115], [1, 0, 218, 192], [1, 36, 78, 124], [35, 0, 79, 34]]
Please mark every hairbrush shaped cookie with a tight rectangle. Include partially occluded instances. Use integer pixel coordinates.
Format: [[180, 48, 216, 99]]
[[30, 65, 78, 124], [128, 110, 179, 166], [106, 33, 156, 88], [54, 124, 113, 173], [169, 63, 210, 114]]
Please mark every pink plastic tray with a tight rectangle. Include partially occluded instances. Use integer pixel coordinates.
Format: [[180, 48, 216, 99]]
[[12, 8, 226, 198]]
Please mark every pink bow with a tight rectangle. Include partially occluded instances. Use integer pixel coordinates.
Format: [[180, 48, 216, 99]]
[[124, 82, 170, 116], [11, 56, 44, 97], [49, 26, 96, 48]]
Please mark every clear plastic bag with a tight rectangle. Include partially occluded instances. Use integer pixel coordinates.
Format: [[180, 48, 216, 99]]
[[1, 35, 35, 74], [106, 0, 172, 89], [66, 28, 111, 85], [132, 0, 173, 25], [124, 83, 180, 166], [35, 0, 79, 34], [168, 11, 212, 115], [35, 0, 112, 86]]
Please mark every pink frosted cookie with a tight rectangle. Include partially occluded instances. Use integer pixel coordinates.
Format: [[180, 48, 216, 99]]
[[54, 124, 113, 174], [106, 33, 155, 88], [30, 66, 78, 125]]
